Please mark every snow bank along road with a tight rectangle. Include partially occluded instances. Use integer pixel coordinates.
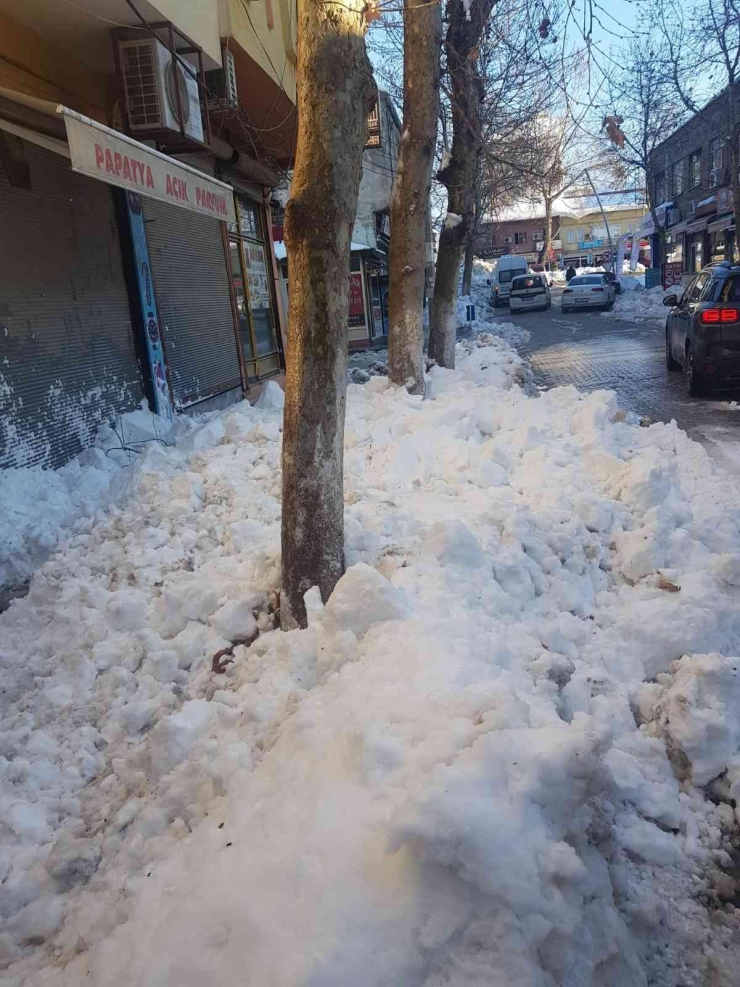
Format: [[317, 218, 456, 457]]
[[2, 326, 740, 986]]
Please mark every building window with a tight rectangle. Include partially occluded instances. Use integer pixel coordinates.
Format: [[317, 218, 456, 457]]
[[627, 223, 634, 235], [654, 171, 666, 204], [577, 227, 584, 241], [611, 224, 621, 238], [490, 233, 497, 245], [592, 225, 607, 240], [515, 231, 527, 244], [671, 160, 684, 196], [710, 138, 725, 186], [228, 196, 282, 381], [567, 230, 576, 243], [688, 151, 702, 188]]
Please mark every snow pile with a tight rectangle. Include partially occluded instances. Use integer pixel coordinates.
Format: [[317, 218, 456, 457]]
[[3, 340, 740, 983], [0, 406, 174, 590], [602, 284, 672, 324]]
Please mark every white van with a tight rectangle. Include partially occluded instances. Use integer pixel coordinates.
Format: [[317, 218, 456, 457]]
[[490, 255, 529, 306]]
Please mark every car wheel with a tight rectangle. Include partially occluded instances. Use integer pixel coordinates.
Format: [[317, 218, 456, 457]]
[[665, 332, 681, 371], [685, 346, 707, 397]]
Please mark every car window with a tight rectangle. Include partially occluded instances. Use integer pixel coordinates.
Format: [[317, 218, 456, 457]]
[[570, 276, 602, 285], [679, 277, 698, 306], [718, 275, 740, 303], [686, 273, 710, 303], [511, 276, 540, 290], [498, 268, 526, 284]]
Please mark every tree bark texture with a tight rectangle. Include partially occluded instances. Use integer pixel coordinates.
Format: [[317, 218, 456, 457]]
[[281, 0, 375, 629], [461, 179, 482, 295], [428, 0, 497, 369], [387, 0, 442, 394]]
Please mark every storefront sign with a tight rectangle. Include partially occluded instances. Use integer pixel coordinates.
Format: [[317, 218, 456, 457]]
[[663, 261, 683, 289], [59, 107, 237, 224], [578, 239, 604, 250], [348, 273, 366, 327]]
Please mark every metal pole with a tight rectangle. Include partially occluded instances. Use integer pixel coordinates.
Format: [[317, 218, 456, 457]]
[[584, 169, 615, 273]]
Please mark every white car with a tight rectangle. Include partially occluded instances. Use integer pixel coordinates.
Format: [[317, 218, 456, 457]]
[[561, 274, 616, 312], [508, 273, 551, 312]]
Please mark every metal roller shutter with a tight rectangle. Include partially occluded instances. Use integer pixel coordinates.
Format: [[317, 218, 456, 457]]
[[142, 198, 242, 408], [0, 141, 144, 469]]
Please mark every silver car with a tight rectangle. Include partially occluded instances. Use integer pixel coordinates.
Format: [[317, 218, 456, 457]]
[[561, 274, 616, 312], [508, 273, 551, 312]]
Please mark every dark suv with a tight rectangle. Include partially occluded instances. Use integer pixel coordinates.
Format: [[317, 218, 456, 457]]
[[664, 262, 740, 396]]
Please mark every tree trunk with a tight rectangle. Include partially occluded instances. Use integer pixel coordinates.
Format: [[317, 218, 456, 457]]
[[728, 85, 740, 263], [387, 0, 442, 394], [281, 0, 375, 630], [461, 179, 482, 295], [538, 196, 553, 266], [428, 0, 497, 368]]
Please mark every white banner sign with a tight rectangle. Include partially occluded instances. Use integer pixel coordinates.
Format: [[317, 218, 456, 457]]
[[60, 107, 236, 225], [629, 234, 641, 272], [616, 234, 628, 275]]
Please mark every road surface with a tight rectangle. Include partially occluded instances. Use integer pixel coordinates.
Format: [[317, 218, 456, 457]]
[[491, 285, 740, 475]]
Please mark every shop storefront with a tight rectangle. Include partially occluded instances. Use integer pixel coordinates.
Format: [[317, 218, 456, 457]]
[[0, 136, 145, 468], [228, 195, 283, 381]]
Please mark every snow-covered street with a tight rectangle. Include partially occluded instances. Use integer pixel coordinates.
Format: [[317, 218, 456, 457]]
[[3, 298, 740, 985]]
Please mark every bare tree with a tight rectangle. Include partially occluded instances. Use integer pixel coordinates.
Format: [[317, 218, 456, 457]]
[[281, 0, 375, 630], [387, 0, 442, 393], [597, 32, 685, 263]]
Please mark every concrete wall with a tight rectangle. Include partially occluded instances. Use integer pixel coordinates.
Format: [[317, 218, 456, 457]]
[[220, 0, 297, 103], [155, 0, 222, 64]]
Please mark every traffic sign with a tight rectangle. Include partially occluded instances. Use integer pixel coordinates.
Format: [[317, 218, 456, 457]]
[[601, 250, 612, 262]]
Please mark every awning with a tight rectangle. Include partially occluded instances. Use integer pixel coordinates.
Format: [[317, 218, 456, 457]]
[[685, 217, 709, 235], [708, 216, 734, 233], [0, 86, 236, 225]]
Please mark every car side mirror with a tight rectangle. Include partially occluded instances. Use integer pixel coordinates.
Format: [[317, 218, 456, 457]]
[[663, 294, 678, 307]]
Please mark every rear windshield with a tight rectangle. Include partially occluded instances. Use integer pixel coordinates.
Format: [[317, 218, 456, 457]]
[[511, 276, 541, 290], [498, 268, 527, 283], [570, 276, 603, 285]]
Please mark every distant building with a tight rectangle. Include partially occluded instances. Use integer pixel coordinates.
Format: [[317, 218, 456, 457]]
[[559, 203, 648, 269], [649, 86, 737, 277], [473, 204, 562, 266]]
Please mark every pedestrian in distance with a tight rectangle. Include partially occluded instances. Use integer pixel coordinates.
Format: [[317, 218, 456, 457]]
[[566, 264, 576, 283]]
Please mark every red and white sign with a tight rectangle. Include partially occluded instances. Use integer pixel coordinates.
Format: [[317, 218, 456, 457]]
[[601, 250, 612, 263], [348, 273, 366, 327], [663, 261, 683, 289], [59, 107, 236, 225]]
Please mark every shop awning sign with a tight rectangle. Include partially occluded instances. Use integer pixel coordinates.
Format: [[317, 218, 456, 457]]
[[59, 106, 236, 225]]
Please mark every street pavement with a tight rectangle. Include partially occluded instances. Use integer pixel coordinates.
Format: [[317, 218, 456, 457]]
[[491, 285, 740, 476]]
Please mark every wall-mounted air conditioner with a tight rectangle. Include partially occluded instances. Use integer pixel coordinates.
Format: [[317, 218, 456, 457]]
[[503, 236, 513, 243], [119, 38, 204, 143], [205, 49, 239, 109]]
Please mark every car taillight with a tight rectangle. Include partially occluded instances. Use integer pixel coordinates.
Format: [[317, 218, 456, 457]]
[[591, 287, 604, 292], [701, 308, 740, 324]]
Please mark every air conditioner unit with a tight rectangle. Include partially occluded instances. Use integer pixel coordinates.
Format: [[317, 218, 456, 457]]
[[205, 49, 239, 109], [118, 38, 204, 143], [503, 236, 513, 244]]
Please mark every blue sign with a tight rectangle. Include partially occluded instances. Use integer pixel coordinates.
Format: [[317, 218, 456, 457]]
[[578, 239, 605, 250]]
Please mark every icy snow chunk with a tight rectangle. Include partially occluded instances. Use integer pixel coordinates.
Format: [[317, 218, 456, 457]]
[[444, 211, 463, 229], [303, 585, 325, 626], [423, 520, 487, 569], [619, 817, 683, 867], [255, 380, 285, 411], [209, 600, 257, 643], [710, 553, 740, 586], [324, 563, 410, 637], [46, 837, 101, 891], [654, 653, 740, 786], [0, 799, 51, 843], [149, 699, 213, 780], [6, 894, 63, 945]]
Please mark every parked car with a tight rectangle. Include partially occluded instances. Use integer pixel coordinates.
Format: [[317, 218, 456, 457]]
[[508, 273, 551, 312], [490, 255, 529, 306], [664, 262, 740, 397], [530, 263, 554, 286], [561, 274, 616, 312]]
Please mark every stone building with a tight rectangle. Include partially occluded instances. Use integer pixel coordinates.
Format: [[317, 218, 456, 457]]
[[649, 86, 737, 276]]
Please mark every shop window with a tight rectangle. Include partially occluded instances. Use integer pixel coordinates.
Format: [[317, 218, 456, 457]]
[[688, 151, 702, 188], [710, 230, 727, 264], [228, 196, 281, 381]]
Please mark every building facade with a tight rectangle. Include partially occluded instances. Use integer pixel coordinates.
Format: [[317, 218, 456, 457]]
[[559, 204, 648, 269], [0, 0, 296, 470], [473, 214, 558, 265], [649, 87, 737, 279]]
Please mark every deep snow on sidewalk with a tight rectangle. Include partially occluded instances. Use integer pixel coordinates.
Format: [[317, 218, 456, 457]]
[[602, 283, 673, 325], [3, 320, 740, 985]]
